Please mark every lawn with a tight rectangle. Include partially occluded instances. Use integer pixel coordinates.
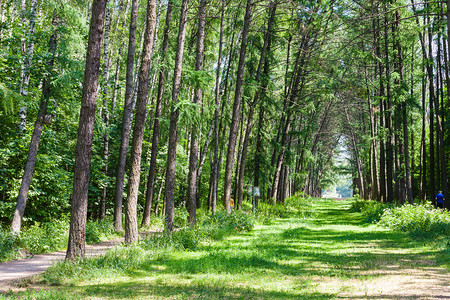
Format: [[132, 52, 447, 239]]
[[2, 198, 448, 299]]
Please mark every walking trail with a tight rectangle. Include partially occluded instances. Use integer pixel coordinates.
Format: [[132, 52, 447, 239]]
[[0, 201, 449, 298], [0, 231, 160, 292]]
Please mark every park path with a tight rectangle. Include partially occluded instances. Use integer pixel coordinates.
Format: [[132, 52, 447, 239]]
[[312, 199, 450, 299], [0, 231, 160, 291]]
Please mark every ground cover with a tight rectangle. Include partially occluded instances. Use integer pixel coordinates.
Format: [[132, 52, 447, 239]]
[[1, 198, 449, 299]]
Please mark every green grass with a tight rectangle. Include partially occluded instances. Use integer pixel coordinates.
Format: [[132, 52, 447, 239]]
[[2, 198, 448, 299]]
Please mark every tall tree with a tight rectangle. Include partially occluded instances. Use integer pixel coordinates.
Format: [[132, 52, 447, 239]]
[[141, 0, 173, 228], [186, 0, 207, 226], [113, 0, 139, 232], [222, 0, 252, 213], [124, 0, 157, 244], [11, 9, 59, 234], [66, 0, 108, 260], [164, 0, 189, 232]]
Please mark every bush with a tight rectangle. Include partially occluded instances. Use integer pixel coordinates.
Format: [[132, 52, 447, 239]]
[[350, 199, 395, 223], [202, 211, 255, 232], [20, 219, 69, 254], [255, 193, 313, 223], [379, 204, 450, 239], [0, 228, 22, 262], [0, 217, 120, 261], [85, 218, 117, 244]]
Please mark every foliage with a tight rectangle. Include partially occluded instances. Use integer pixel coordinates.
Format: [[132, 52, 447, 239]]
[[256, 193, 314, 223], [349, 198, 396, 223], [0, 218, 119, 261], [7, 198, 449, 299], [85, 218, 117, 244], [0, 228, 22, 262], [202, 210, 255, 233], [379, 204, 450, 240]]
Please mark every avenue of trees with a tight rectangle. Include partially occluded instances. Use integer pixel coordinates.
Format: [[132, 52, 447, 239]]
[[0, 0, 448, 258]]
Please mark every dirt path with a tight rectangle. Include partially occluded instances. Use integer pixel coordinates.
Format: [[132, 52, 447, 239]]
[[0, 231, 160, 292], [311, 200, 450, 299]]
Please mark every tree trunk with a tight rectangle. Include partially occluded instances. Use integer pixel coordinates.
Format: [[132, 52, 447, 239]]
[[113, 0, 139, 232], [427, 11, 435, 205], [420, 65, 427, 202], [209, 0, 225, 213], [384, 7, 394, 203], [124, 0, 157, 244], [11, 10, 58, 234], [100, 7, 111, 220], [222, 0, 252, 213], [141, 1, 173, 228], [164, 0, 189, 233], [66, 0, 107, 260], [187, 0, 207, 226]]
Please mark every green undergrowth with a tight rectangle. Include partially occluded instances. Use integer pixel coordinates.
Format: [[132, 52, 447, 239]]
[[0, 217, 121, 262], [350, 197, 450, 253], [2, 197, 447, 299], [39, 210, 256, 286]]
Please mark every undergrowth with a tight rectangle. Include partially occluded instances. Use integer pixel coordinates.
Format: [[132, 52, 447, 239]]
[[379, 204, 450, 239], [0, 217, 120, 262], [350, 197, 395, 223], [350, 198, 450, 247], [41, 211, 255, 286]]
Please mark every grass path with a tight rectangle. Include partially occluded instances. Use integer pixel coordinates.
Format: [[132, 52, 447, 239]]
[[3, 199, 449, 299]]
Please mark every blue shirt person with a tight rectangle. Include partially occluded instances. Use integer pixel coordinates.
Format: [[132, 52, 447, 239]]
[[435, 192, 445, 209]]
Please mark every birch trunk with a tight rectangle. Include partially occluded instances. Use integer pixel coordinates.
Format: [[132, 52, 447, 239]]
[[19, 0, 38, 132]]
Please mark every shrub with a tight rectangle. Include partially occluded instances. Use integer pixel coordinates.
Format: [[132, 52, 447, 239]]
[[202, 211, 255, 232], [379, 204, 450, 239], [20, 219, 69, 254], [85, 218, 117, 244], [255, 193, 313, 223], [350, 199, 395, 223], [0, 228, 22, 262]]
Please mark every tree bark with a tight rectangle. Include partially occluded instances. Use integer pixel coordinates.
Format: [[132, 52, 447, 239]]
[[187, 0, 207, 226], [11, 9, 58, 234], [66, 0, 107, 260], [124, 0, 157, 244], [100, 6, 111, 220], [384, 6, 394, 203], [141, 1, 173, 228], [113, 0, 139, 232], [222, 0, 252, 213], [164, 0, 189, 233]]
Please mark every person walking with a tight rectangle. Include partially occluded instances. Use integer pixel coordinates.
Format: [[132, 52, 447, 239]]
[[435, 191, 445, 209]]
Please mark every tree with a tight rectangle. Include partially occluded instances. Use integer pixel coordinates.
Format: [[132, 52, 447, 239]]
[[11, 9, 59, 234], [186, 0, 207, 226], [66, 0, 108, 260], [164, 0, 189, 232], [222, 0, 252, 213], [113, 0, 139, 232], [124, 0, 157, 244]]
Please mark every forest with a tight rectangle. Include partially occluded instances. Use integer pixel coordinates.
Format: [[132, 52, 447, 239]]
[[0, 0, 448, 260]]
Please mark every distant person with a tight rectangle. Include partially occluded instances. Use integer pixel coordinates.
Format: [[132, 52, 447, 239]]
[[435, 191, 445, 209]]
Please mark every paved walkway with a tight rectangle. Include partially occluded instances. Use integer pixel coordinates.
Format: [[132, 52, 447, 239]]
[[0, 231, 160, 291]]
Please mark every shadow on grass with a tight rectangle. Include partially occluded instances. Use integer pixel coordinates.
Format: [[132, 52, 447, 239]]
[[77, 280, 334, 300]]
